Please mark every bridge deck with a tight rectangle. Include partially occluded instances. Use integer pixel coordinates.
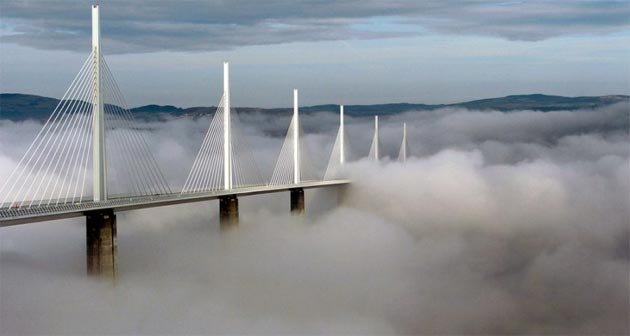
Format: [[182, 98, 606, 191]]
[[0, 180, 349, 227]]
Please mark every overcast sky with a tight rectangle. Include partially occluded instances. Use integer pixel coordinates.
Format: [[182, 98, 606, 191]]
[[1, 0, 629, 107]]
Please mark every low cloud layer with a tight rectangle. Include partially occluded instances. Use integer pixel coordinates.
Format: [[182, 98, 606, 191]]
[[1, 103, 629, 334], [1, 1, 629, 53]]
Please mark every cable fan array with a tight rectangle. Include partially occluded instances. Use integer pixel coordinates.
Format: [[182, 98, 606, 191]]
[[181, 96, 265, 193], [270, 115, 319, 185], [100, 58, 171, 197], [0, 52, 171, 209], [324, 126, 347, 180], [0, 52, 363, 211]]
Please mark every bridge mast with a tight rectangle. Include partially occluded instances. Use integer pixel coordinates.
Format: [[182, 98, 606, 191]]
[[219, 62, 237, 228], [290, 89, 304, 214], [293, 89, 300, 184], [223, 61, 232, 190], [92, 4, 106, 202], [87, 4, 115, 280], [340, 105, 345, 165], [401, 123, 408, 162], [375, 116, 379, 160]]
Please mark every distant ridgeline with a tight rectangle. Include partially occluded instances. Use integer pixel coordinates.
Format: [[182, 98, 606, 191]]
[[1, 93, 628, 122]]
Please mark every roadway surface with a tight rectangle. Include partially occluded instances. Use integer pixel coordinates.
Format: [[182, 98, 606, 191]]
[[0, 180, 350, 227]]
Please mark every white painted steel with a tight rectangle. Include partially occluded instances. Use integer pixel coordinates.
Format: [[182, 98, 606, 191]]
[[223, 61, 232, 190], [293, 89, 300, 184], [340, 105, 345, 165], [92, 4, 107, 201], [399, 122, 408, 162], [369, 115, 380, 161]]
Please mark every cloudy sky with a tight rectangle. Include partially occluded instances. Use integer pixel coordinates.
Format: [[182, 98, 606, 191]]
[[1, 0, 629, 107]]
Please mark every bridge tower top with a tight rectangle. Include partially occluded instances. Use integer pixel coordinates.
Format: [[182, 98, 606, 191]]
[[293, 89, 300, 184], [92, 4, 106, 201], [223, 61, 232, 190]]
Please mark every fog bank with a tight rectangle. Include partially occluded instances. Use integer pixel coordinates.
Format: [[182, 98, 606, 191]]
[[1, 104, 628, 334]]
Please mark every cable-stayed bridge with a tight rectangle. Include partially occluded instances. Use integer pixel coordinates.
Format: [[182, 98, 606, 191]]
[[0, 5, 409, 278], [0, 58, 349, 227]]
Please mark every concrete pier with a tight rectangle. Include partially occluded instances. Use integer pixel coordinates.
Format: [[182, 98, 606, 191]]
[[290, 188, 305, 215], [219, 195, 239, 229], [86, 209, 117, 278]]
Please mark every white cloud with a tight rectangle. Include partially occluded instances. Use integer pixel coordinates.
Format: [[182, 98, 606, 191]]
[[0, 104, 628, 334]]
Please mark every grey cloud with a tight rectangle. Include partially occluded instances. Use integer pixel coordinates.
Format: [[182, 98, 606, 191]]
[[405, 1, 630, 41], [1, 1, 629, 54]]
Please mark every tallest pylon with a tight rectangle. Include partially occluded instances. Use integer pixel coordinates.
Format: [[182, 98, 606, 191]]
[[293, 89, 300, 184], [92, 4, 106, 202], [223, 61, 232, 190]]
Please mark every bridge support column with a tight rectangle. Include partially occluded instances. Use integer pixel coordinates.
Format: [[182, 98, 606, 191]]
[[219, 195, 239, 229], [86, 209, 117, 278], [290, 188, 305, 215]]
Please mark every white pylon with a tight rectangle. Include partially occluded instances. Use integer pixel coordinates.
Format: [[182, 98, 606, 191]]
[[223, 61, 232, 190], [399, 122, 408, 162], [339, 105, 345, 165], [293, 89, 300, 184], [92, 4, 106, 202], [372, 115, 379, 161]]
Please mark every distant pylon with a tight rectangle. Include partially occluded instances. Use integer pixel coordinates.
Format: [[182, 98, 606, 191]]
[[323, 104, 347, 180], [398, 122, 408, 162], [270, 89, 319, 185], [339, 105, 345, 165], [182, 62, 264, 193], [369, 115, 379, 161], [92, 4, 106, 201]]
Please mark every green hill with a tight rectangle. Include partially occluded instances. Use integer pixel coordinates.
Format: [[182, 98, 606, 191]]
[[1, 93, 627, 121]]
